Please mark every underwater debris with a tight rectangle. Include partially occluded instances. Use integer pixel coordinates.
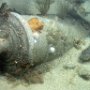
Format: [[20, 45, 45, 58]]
[[27, 71, 44, 84], [78, 5, 90, 16], [78, 6, 86, 16], [0, 3, 10, 18], [5, 73, 17, 82], [68, 7, 90, 30], [28, 18, 44, 32], [73, 39, 85, 50]]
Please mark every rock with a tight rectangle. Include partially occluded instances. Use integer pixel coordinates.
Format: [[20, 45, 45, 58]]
[[63, 63, 76, 70], [77, 67, 90, 80], [79, 46, 90, 62]]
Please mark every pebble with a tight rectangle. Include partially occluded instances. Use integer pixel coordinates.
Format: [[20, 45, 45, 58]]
[[63, 63, 76, 70], [79, 46, 90, 62], [77, 67, 90, 80]]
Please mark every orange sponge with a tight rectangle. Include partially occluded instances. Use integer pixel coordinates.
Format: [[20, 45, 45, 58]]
[[28, 18, 44, 32]]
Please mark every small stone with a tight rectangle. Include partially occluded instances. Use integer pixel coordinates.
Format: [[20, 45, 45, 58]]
[[79, 46, 90, 62], [77, 68, 90, 80], [63, 63, 76, 70]]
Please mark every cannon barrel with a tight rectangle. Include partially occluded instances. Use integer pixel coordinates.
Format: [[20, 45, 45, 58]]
[[0, 12, 87, 79]]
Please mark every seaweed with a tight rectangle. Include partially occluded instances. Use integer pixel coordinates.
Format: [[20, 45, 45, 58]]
[[35, 0, 54, 15]]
